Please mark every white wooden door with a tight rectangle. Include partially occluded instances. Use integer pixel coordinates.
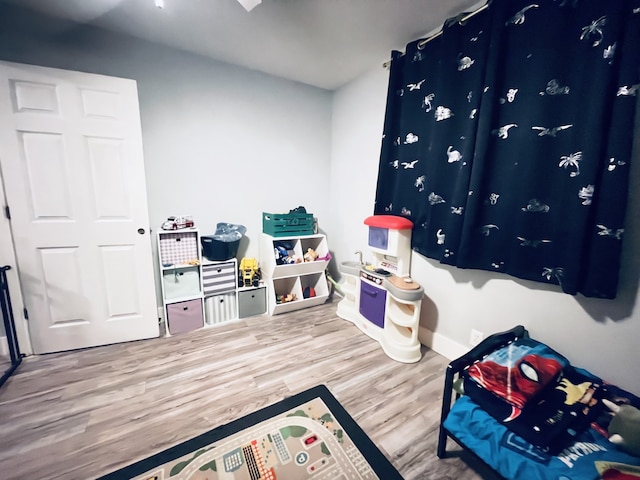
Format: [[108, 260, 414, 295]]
[[0, 61, 159, 353]]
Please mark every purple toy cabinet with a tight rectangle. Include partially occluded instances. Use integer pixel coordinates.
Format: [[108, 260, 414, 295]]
[[359, 279, 387, 329]]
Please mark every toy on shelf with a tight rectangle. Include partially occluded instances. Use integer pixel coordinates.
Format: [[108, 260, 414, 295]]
[[304, 248, 318, 262], [276, 293, 297, 304], [162, 258, 200, 268], [303, 248, 332, 263], [161, 215, 195, 230], [239, 257, 261, 288], [274, 241, 301, 265], [317, 251, 332, 262]]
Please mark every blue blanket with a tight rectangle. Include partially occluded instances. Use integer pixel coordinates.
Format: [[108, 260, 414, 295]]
[[444, 395, 640, 480]]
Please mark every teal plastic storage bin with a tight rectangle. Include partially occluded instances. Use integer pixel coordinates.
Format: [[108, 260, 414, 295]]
[[262, 212, 314, 237]]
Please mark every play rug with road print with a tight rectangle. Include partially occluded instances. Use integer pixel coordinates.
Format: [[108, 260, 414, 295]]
[[98, 384, 403, 480]]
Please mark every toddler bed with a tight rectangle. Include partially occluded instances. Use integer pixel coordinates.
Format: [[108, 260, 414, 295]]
[[437, 325, 640, 480]]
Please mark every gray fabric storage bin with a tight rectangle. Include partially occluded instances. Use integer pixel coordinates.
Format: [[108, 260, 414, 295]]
[[238, 286, 267, 318], [204, 293, 237, 325]]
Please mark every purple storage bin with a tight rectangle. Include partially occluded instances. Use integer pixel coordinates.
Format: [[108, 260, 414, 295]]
[[167, 298, 203, 334]]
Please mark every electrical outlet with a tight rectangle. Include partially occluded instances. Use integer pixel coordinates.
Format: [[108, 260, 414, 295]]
[[470, 329, 484, 346]]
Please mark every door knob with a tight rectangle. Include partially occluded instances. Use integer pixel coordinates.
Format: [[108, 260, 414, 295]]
[[137, 228, 145, 234]]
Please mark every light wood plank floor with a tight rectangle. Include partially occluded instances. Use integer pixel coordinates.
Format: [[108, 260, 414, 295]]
[[0, 301, 499, 480]]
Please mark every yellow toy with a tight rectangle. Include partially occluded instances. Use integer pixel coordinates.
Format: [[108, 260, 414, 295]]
[[239, 257, 261, 287]]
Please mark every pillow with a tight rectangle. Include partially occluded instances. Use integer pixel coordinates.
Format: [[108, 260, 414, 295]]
[[465, 337, 568, 409], [464, 364, 606, 454]]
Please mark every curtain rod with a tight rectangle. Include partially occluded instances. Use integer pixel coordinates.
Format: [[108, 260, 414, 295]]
[[382, 3, 489, 69]]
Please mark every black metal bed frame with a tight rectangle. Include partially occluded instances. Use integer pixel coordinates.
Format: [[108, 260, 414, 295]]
[[436, 325, 530, 480], [0, 265, 22, 388]]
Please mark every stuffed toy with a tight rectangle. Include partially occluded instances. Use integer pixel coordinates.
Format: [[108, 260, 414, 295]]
[[303, 248, 318, 262], [276, 293, 297, 304], [603, 398, 640, 457]]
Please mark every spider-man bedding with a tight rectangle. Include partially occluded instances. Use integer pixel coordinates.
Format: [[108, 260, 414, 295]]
[[465, 337, 568, 410], [438, 326, 640, 480]]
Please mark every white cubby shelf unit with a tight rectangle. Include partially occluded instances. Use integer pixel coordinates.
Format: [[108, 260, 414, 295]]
[[157, 228, 204, 335], [259, 233, 330, 315], [157, 229, 251, 335]]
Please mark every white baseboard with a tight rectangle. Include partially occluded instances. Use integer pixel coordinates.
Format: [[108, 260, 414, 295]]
[[0, 335, 9, 359], [418, 326, 469, 361]]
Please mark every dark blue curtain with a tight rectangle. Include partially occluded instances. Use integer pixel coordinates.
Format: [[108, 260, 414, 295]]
[[374, 0, 640, 298]]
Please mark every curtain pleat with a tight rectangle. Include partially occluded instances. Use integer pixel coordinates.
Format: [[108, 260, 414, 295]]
[[374, 0, 640, 298]]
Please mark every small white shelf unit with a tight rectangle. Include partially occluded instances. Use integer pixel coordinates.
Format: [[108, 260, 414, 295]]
[[260, 233, 330, 315]]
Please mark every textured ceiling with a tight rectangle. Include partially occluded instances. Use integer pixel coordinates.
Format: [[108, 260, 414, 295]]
[[1, 0, 483, 90]]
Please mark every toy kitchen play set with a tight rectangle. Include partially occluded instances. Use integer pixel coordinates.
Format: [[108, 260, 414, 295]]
[[337, 215, 424, 363]]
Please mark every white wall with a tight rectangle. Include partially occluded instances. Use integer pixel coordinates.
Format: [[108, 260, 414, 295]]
[[139, 62, 332, 255], [330, 66, 640, 394], [328, 67, 388, 274]]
